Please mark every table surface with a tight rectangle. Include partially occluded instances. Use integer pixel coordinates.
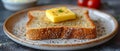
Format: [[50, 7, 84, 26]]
[[0, 0, 120, 51]]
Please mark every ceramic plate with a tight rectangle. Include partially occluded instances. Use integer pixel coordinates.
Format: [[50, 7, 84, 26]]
[[3, 5, 118, 50]]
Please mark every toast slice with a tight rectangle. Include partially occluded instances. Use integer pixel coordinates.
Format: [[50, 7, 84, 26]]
[[26, 8, 96, 40]]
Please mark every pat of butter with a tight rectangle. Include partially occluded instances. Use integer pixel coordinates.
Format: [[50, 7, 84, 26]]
[[46, 7, 76, 23]]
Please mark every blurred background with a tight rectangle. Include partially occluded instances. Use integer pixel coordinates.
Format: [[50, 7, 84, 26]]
[[0, 0, 120, 51]]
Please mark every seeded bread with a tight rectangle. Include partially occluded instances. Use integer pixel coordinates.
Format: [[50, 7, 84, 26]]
[[26, 8, 96, 40]]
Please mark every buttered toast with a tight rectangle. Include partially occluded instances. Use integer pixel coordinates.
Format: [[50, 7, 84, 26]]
[[26, 8, 96, 40]]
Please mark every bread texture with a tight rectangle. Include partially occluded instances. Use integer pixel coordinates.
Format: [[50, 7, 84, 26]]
[[26, 8, 96, 40]]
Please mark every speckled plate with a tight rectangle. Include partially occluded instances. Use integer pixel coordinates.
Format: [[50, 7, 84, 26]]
[[3, 5, 118, 50]]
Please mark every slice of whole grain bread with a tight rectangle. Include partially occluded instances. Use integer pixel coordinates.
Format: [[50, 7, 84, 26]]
[[26, 8, 96, 40]]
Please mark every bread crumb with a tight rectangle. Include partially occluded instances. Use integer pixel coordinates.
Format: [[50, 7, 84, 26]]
[[0, 43, 2, 46]]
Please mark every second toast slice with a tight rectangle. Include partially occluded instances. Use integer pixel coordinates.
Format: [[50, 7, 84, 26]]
[[26, 8, 96, 40]]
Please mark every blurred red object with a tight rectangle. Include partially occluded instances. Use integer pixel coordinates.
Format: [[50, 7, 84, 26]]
[[78, 0, 88, 6], [78, 0, 101, 9]]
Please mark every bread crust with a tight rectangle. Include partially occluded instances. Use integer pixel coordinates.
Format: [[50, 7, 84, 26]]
[[26, 27, 96, 40], [26, 10, 96, 40]]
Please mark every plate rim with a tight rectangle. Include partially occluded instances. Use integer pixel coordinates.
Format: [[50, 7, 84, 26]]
[[3, 5, 119, 47]]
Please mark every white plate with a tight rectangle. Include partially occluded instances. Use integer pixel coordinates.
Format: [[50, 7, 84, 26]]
[[3, 5, 118, 50]]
